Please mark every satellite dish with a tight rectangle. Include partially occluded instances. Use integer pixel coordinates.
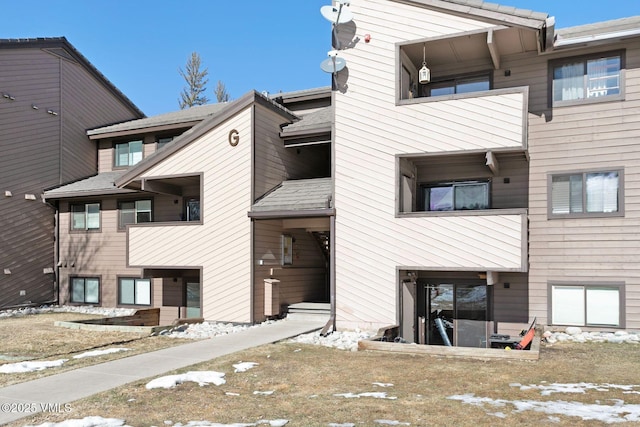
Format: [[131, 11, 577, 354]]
[[320, 55, 347, 74], [320, 3, 353, 24]]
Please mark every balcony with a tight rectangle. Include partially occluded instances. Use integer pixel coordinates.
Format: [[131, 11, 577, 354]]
[[396, 151, 528, 272]]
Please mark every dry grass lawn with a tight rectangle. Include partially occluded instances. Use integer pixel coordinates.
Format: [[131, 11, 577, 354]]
[[9, 339, 640, 427], [0, 313, 186, 387]]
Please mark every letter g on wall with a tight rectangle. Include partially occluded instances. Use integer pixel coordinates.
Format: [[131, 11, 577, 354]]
[[229, 129, 239, 147]]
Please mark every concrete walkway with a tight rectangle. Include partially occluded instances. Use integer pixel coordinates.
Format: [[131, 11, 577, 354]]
[[0, 318, 326, 424]]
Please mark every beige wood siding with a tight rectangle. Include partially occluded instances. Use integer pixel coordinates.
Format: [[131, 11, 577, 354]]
[[128, 108, 253, 322], [525, 41, 640, 329], [333, 0, 528, 330], [98, 140, 113, 173]]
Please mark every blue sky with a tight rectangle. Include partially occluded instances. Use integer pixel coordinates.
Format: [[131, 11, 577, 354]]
[[2, 0, 639, 116]]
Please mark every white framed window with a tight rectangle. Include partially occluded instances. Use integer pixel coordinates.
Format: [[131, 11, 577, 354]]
[[114, 140, 143, 167], [119, 199, 152, 229], [550, 170, 622, 218], [422, 181, 489, 211], [71, 203, 100, 231], [71, 277, 100, 304], [551, 51, 623, 106], [118, 278, 151, 305], [551, 284, 622, 327]]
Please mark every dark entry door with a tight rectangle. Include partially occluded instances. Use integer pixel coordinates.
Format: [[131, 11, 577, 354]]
[[420, 281, 489, 347]]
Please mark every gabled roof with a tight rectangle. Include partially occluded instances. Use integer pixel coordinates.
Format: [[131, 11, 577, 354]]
[[250, 178, 334, 218], [43, 171, 136, 200], [392, 0, 549, 30], [115, 90, 298, 189], [87, 103, 229, 138], [0, 37, 144, 118]]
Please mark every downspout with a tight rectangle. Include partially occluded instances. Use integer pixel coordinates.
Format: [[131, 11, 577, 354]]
[[320, 214, 336, 336], [53, 201, 60, 304]]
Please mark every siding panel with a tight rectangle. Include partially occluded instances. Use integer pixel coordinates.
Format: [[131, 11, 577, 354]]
[[128, 108, 253, 322]]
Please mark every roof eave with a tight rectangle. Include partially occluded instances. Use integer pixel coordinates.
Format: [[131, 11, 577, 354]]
[[554, 28, 640, 49], [390, 0, 548, 30], [87, 121, 199, 140], [248, 208, 336, 219], [280, 126, 332, 139], [43, 188, 138, 201]]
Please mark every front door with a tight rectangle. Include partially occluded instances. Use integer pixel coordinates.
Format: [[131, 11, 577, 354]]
[[186, 281, 201, 318], [420, 281, 489, 347]]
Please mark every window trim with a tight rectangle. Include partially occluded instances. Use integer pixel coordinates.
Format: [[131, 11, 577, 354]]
[[547, 168, 624, 219], [70, 202, 101, 232], [117, 276, 152, 306], [113, 139, 144, 168], [69, 276, 101, 305], [548, 50, 625, 108], [548, 282, 625, 328], [118, 199, 153, 230]]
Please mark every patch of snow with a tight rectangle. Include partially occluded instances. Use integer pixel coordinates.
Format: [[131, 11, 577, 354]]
[[374, 421, 410, 426], [0, 305, 135, 319], [145, 371, 226, 389], [73, 348, 130, 359], [328, 424, 355, 427], [0, 359, 67, 373], [448, 393, 640, 423], [233, 362, 258, 373], [225, 392, 240, 396], [334, 392, 397, 400], [23, 416, 131, 427], [287, 329, 374, 351], [171, 422, 287, 427], [510, 382, 640, 396], [373, 382, 394, 388], [544, 328, 640, 345], [253, 390, 274, 396]]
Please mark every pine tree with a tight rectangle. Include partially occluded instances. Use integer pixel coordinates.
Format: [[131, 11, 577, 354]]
[[214, 80, 230, 103], [178, 52, 209, 109]]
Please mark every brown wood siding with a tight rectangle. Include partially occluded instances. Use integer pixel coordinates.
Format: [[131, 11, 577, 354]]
[[59, 57, 140, 183], [520, 41, 640, 329], [253, 104, 329, 200], [0, 46, 140, 309], [253, 219, 328, 321], [57, 198, 144, 307], [416, 154, 529, 209]]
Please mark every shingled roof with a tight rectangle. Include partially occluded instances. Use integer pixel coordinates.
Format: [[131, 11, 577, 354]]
[[44, 171, 136, 199], [394, 0, 548, 29], [281, 106, 333, 137], [251, 178, 333, 214], [87, 102, 229, 137]]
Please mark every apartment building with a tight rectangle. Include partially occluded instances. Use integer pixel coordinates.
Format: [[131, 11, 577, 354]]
[[331, 0, 640, 346], [41, 0, 640, 348], [0, 37, 143, 309], [45, 89, 331, 325]]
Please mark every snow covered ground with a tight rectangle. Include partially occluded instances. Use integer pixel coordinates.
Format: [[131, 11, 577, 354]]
[[449, 381, 640, 423], [7, 306, 640, 426]]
